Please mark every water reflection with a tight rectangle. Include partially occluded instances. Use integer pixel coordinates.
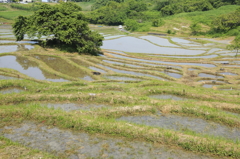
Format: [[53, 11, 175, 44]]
[[106, 53, 215, 68], [33, 55, 93, 81], [0, 55, 68, 82], [140, 36, 179, 47], [102, 37, 205, 55], [0, 44, 34, 53]]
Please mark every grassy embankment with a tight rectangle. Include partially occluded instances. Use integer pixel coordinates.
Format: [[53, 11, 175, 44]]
[[0, 45, 240, 157]]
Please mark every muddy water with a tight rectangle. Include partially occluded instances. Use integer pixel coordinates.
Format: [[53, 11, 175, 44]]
[[0, 45, 34, 53], [0, 122, 219, 159], [117, 113, 240, 141], [41, 103, 108, 111], [0, 87, 25, 94], [33, 55, 93, 81], [0, 55, 68, 82], [149, 94, 187, 101], [102, 37, 205, 55]]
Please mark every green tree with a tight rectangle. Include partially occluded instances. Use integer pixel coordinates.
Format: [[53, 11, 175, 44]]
[[152, 19, 164, 27], [124, 19, 139, 31], [212, 7, 240, 32], [190, 23, 202, 35], [12, 2, 103, 55], [227, 35, 240, 57]]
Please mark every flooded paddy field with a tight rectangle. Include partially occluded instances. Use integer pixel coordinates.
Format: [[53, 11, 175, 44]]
[[117, 113, 240, 141], [0, 122, 221, 159], [0, 25, 240, 158]]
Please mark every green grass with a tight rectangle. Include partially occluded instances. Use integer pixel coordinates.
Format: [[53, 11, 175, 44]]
[[0, 10, 33, 20], [76, 2, 94, 11], [0, 5, 8, 11], [165, 5, 240, 25]]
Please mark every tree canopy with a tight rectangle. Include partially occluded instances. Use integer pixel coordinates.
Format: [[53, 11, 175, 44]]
[[12, 2, 103, 55]]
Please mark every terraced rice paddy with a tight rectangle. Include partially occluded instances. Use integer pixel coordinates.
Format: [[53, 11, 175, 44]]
[[0, 24, 240, 158]]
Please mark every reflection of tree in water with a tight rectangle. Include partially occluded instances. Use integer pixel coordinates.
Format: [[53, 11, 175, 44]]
[[17, 44, 29, 51], [33, 55, 88, 78], [16, 56, 38, 70], [15, 55, 62, 80]]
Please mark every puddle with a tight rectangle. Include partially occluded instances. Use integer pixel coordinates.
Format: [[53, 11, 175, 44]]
[[0, 45, 34, 53], [0, 122, 219, 159], [198, 73, 224, 79], [102, 37, 205, 55], [0, 75, 18, 80], [164, 72, 182, 78], [106, 53, 215, 68], [0, 55, 68, 82], [98, 64, 166, 80], [104, 76, 142, 81], [140, 36, 180, 47], [0, 87, 25, 94], [149, 94, 187, 101], [218, 72, 238, 76], [34, 55, 93, 81], [117, 113, 240, 141], [41, 102, 107, 112]]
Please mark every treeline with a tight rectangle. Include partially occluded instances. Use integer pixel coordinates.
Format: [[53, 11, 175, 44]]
[[86, 0, 240, 35], [155, 0, 240, 16]]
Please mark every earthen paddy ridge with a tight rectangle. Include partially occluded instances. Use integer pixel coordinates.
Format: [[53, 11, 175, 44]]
[[0, 25, 240, 159]]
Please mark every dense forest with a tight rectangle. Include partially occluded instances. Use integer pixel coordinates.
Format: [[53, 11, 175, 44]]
[[81, 0, 240, 36]]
